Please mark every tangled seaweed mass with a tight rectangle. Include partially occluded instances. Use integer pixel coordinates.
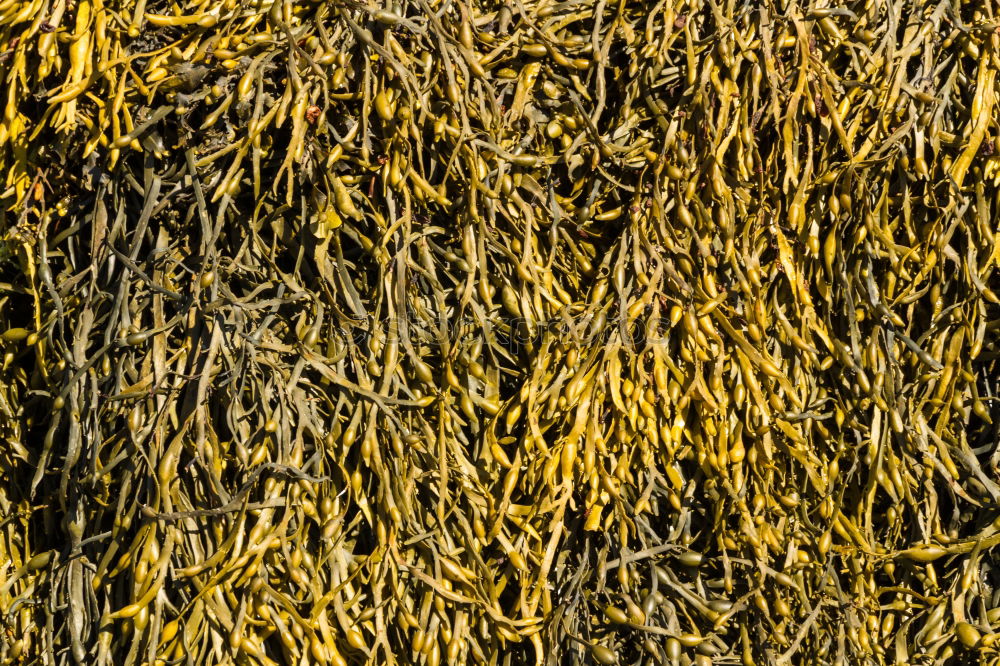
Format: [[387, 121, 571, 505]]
[[2, 0, 1000, 663]]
